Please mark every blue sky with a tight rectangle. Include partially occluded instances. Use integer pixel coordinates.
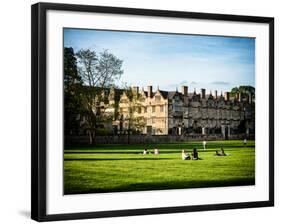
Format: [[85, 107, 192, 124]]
[[64, 28, 255, 93]]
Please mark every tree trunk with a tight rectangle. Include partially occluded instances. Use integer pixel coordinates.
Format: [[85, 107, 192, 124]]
[[127, 130, 130, 144], [88, 129, 96, 144], [127, 122, 131, 144]]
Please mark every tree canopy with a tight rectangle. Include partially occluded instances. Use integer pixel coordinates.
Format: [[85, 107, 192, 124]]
[[75, 48, 124, 143], [230, 85, 255, 98], [64, 47, 83, 135]]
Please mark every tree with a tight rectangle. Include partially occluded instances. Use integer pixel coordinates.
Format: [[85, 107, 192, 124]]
[[229, 87, 239, 97], [230, 85, 255, 98], [76, 49, 123, 144], [238, 86, 255, 97], [121, 87, 146, 143], [64, 47, 83, 136]]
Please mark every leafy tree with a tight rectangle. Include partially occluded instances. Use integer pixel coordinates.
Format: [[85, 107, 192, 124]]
[[230, 85, 255, 98], [238, 86, 255, 96], [121, 87, 146, 143], [64, 47, 83, 136], [76, 49, 123, 144], [229, 87, 239, 97]]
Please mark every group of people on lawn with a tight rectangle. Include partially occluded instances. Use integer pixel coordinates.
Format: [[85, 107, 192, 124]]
[[143, 148, 159, 155], [142, 139, 248, 160], [181, 147, 230, 160], [143, 147, 201, 160], [181, 148, 199, 160], [141, 139, 244, 160]]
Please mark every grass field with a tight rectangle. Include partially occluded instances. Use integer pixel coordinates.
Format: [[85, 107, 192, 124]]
[[64, 140, 255, 194]]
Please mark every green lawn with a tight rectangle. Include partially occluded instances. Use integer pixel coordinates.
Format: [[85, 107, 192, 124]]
[[64, 140, 255, 194]]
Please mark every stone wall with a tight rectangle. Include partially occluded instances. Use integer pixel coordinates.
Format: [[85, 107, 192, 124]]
[[65, 134, 254, 145]]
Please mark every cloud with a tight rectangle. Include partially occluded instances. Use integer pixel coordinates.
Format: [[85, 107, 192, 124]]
[[211, 81, 230, 85], [65, 29, 254, 92], [179, 80, 188, 85], [164, 83, 180, 90]]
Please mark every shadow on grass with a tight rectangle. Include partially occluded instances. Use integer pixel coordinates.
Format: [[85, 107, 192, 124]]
[[64, 148, 254, 154], [65, 144, 255, 151], [64, 178, 255, 195], [64, 157, 175, 161], [64, 151, 174, 154]]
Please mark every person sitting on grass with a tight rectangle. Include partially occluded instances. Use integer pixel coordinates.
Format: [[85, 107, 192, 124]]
[[215, 150, 221, 156], [215, 148, 228, 156], [244, 138, 247, 146], [182, 150, 191, 160], [154, 148, 159, 155], [143, 149, 148, 155], [221, 148, 227, 156], [192, 148, 199, 160]]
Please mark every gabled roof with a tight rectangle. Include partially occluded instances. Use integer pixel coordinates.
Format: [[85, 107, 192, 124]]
[[158, 90, 169, 99], [168, 91, 186, 100], [168, 91, 177, 99], [141, 90, 148, 97]]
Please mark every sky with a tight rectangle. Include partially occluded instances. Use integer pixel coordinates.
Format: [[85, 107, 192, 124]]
[[64, 28, 255, 93]]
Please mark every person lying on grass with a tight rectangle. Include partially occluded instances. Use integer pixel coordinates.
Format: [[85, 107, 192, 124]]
[[182, 150, 191, 160], [215, 148, 230, 156]]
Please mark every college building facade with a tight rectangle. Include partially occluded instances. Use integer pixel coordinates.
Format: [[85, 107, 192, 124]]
[[102, 85, 255, 139]]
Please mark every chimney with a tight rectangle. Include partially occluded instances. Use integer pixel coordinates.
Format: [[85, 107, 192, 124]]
[[246, 94, 249, 102], [249, 93, 252, 103], [147, 86, 152, 98], [224, 92, 230, 101], [236, 92, 242, 102], [201, 88, 206, 99], [181, 86, 188, 96], [133, 86, 139, 94], [215, 90, 218, 99]]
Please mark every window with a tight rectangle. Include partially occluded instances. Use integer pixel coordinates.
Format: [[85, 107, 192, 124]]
[[120, 99, 128, 103], [160, 105, 164, 112], [144, 107, 147, 113], [152, 106, 156, 113], [155, 96, 161, 101], [174, 105, 181, 112], [138, 107, 141, 113]]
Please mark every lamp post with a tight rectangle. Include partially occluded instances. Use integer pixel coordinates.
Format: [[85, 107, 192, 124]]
[[243, 106, 247, 138]]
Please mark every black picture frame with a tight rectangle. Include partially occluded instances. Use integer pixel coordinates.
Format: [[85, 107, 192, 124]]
[[31, 2, 274, 222]]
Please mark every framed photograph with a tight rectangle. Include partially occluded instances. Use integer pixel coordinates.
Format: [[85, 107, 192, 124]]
[[31, 2, 274, 222]]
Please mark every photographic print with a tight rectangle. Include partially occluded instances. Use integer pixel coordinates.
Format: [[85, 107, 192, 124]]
[[63, 28, 256, 195], [31, 3, 274, 221]]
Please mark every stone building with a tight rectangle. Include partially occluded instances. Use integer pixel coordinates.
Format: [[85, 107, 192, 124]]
[[104, 85, 255, 138]]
